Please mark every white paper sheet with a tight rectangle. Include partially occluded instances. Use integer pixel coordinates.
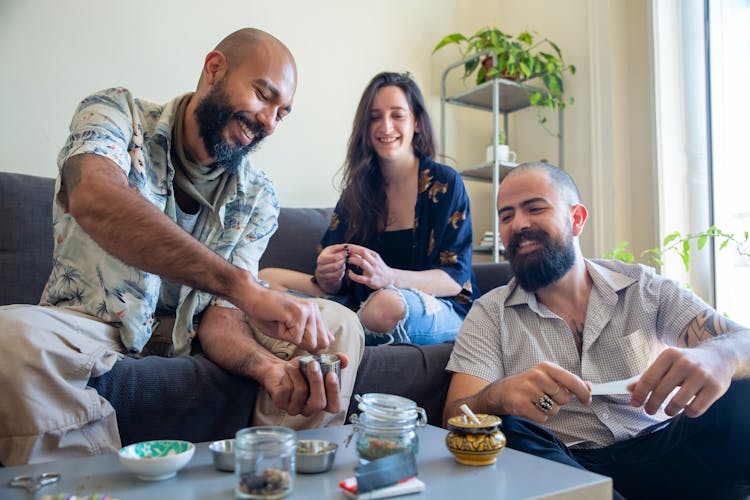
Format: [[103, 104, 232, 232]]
[[590, 374, 641, 395]]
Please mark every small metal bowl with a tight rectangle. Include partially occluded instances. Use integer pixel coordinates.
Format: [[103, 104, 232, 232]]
[[208, 439, 234, 472], [296, 439, 337, 474]]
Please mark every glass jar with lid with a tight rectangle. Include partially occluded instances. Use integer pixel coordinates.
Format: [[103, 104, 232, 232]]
[[235, 426, 296, 499], [348, 393, 427, 463]]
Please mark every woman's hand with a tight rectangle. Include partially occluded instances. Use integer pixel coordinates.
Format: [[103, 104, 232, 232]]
[[345, 244, 395, 290], [314, 244, 348, 294]]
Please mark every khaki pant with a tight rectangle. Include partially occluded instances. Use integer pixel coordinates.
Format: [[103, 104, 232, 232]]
[[251, 298, 365, 428], [0, 305, 124, 466]]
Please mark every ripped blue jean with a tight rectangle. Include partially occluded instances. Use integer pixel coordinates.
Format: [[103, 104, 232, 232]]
[[357, 288, 465, 346]]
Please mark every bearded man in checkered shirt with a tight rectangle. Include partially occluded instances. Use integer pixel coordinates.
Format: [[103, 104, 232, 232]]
[[444, 162, 750, 500]]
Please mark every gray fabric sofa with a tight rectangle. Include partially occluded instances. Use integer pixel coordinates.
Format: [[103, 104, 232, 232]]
[[0, 171, 513, 447]]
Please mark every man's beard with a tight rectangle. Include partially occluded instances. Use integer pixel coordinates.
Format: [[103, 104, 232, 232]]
[[505, 227, 576, 292], [194, 82, 267, 174]]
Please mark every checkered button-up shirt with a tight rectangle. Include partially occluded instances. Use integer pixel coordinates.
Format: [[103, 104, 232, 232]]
[[447, 259, 708, 448]]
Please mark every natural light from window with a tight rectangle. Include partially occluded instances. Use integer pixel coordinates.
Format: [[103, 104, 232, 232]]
[[710, 0, 750, 323]]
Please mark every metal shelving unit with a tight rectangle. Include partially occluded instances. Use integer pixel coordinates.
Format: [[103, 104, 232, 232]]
[[439, 52, 564, 262]]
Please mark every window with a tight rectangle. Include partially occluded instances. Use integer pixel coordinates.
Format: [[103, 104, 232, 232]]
[[709, 0, 750, 321], [653, 0, 750, 322], [652, 0, 712, 302]]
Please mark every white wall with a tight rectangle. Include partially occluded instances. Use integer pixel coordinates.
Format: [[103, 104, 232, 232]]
[[0, 0, 455, 207], [0, 0, 658, 256]]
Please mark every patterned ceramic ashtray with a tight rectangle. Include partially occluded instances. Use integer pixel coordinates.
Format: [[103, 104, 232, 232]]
[[445, 414, 506, 466], [118, 439, 195, 480]]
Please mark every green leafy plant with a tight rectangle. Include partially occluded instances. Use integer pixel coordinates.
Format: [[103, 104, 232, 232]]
[[602, 241, 635, 264], [433, 27, 576, 119], [495, 129, 506, 145], [605, 226, 750, 272]]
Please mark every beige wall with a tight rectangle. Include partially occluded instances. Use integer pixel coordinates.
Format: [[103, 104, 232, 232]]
[[0, 0, 659, 256], [0, 0, 455, 206], [432, 0, 597, 254], [429, 0, 657, 258]]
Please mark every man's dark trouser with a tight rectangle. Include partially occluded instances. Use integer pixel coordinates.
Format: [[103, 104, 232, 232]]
[[501, 379, 750, 500]]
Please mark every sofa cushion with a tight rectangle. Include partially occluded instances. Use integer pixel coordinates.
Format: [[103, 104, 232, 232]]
[[259, 207, 333, 275], [348, 342, 454, 425], [88, 353, 259, 445], [473, 261, 514, 296], [0, 172, 512, 304], [257, 207, 515, 294], [0, 173, 55, 305], [88, 342, 453, 445]]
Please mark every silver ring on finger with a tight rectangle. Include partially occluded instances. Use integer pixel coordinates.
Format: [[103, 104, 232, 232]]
[[536, 394, 555, 413]]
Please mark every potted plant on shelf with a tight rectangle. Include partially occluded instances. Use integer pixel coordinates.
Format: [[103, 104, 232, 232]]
[[433, 27, 576, 122]]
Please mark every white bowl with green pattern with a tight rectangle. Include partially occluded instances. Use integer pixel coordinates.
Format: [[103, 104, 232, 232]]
[[118, 439, 195, 480]]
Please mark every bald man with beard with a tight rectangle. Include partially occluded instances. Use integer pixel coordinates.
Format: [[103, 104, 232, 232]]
[[444, 163, 750, 499], [0, 28, 363, 465]]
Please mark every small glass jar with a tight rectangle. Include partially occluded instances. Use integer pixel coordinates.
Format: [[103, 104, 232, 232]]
[[348, 393, 427, 463], [235, 426, 296, 499]]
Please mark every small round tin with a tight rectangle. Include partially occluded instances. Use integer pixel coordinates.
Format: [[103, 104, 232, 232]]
[[298, 354, 341, 388]]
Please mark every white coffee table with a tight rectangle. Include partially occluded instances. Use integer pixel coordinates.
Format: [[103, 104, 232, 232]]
[[0, 424, 611, 499]]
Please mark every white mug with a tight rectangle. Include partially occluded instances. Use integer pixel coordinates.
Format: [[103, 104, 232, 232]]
[[485, 144, 517, 164]]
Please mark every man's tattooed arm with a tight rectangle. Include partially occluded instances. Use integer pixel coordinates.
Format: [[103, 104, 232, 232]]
[[678, 309, 742, 347]]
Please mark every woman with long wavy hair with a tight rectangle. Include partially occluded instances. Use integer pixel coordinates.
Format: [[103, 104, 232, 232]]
[[261, 72, 478, 345]]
